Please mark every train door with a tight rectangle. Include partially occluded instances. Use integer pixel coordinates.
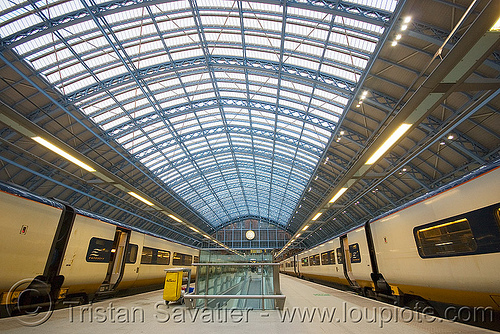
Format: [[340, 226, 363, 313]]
[[340, 235, 360, 288], [98, 228, 130, 294], [293, 255, 297, 276]]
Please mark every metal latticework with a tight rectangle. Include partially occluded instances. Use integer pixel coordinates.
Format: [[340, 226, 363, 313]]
[[0, 0, 499, 249]]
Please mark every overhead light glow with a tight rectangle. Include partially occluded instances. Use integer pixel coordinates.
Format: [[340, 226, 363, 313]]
[[396, 34, 402, 40], [329, 187, 348, 204], [32, 136, 96, 172], [302, 225, 309, 231], [492, 17, 500, 31], [128, 192, 154, 206], [403, 16, 412, 23], [168, 214, 182, 223], [391, 41, 398, 46], [189, 226, 199, 233], [366, 123, 412, 165], [401, 24, 408, 31], [312, 212, 322, 221]]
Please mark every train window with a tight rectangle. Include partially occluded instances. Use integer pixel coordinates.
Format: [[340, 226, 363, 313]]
[[349, 243, 361, 263], [415, 218, 477, 258], [156, 250, 170, 265], [301, 257, 308, 266], [141, 247, 154, 264], [329, 250, 336, 264], [321, 252, 329, 265], [172, 253, 181, 265], [173, 252, 193, 266], [141, 247, 171, 265], [310, 254, 320, 266], [336, 247, 344, 264], [184, 254, 193, 266], [194, 256, 199, 264], [86, 237, 113, 262], [125, 244, 138, 264], [321, 250, 336, 265]]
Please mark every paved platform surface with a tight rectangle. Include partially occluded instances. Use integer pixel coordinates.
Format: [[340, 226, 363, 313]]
[[0, 274, 497, 333]]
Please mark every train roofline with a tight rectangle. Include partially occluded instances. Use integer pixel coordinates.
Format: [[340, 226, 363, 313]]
[[0, 181, 65, 210], [298, 158, 500, 256], [367, 158, 500, 226], [0, 180, 199, 250]]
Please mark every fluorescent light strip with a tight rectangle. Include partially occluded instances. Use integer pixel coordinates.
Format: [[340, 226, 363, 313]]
[[329, 187, 348, 203], [312, 212, 322, 221], [168, 214, 182, 223], [302, 225, 309, 231], [128, 191, 154, 206], [32, 136, 96, 172], [189, 226, 199, 233], [492, 17, 500, 31], [365, 123, 412, 165]]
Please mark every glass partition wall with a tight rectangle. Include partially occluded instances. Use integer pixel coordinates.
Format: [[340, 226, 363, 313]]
[[190, 250, 284, 310]]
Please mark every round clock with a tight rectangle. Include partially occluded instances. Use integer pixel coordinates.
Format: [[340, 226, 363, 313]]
[[245, 230, 256, 240]]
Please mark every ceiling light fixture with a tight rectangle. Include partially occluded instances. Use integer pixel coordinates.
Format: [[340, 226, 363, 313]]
[[128, 191, 154, 206], [366, 123, 412, 165], [492, 17, 500, 30], [168, 214, 182, 223], [312, 212, 322, 221], [329, 187, 348, 204], [32, 136, 96, 172]]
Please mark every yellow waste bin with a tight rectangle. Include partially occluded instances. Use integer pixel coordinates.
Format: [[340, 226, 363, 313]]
[[163, 268, 192, 303], [163, 270, 183, 302]]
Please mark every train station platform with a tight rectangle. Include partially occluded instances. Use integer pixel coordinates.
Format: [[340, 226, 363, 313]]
[[0, 274, 496, 333]]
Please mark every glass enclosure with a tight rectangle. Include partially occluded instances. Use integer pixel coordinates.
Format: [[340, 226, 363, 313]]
[[191, 250, 283, 310]]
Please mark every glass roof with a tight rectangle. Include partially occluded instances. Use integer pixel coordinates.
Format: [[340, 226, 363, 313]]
[[0, 0, 396, 227]]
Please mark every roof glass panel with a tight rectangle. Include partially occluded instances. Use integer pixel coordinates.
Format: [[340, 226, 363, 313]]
[[0, 0, 395, 228]]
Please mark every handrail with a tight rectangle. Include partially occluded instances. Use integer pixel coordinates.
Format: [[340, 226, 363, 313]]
[[186, 294, 286, 299], [192, 263, 280, 266]]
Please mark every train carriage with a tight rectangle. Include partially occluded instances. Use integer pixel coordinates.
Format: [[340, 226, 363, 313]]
[[0, 181, 199, 308], [281, 162, 500, 311]]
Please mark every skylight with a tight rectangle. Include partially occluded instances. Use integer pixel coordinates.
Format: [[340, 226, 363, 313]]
[[0, 0, 395, 227]]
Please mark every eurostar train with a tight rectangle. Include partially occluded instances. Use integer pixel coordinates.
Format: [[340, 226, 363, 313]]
[[0, 181, 199, 309], [280, 162, 500, 311]]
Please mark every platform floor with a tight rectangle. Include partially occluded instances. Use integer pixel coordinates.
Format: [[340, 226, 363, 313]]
[[0, 274, 496, 333]]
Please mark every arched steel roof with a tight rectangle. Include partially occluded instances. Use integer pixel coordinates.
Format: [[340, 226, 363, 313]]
[[1, 0, 498, 250], [0, 0, 398, 228]]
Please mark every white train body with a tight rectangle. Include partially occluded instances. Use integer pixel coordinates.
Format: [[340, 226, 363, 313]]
[[0, 183, 199, 305], [281, 164, 500, 310]]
